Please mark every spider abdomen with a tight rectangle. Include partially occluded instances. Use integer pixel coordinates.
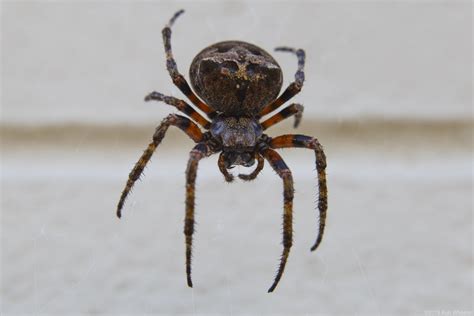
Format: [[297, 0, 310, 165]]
[[189, 41, 283, 116]]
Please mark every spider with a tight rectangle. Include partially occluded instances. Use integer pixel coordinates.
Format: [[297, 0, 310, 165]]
[[116, 9, 328, 293]]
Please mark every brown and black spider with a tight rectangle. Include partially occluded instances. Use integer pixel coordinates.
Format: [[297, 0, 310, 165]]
[[116, 9, 328, 293]]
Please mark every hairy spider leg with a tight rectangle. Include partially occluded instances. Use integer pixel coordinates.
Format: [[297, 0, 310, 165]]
[[185, 142, 213, 287], [145, 91, 211, 129], [238, 154, 265, 181], [217, 152, 234, 182], [162, 10, 217, 119], [258, 47, 305, 118], [260, 103, 304, 130], [261, 148, 294, 293], [270, 135, 327, 251], [116, 114, 204, 218]]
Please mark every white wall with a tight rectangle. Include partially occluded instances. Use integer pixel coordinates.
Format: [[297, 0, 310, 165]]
[[2, 1, 471, 125]]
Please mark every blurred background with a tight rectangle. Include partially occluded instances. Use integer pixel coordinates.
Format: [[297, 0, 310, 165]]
[[1, 1, 472, 315]]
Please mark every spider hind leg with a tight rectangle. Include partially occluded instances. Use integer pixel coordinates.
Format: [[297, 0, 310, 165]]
[[145, 91, 211, 129], [261, 103, 304, 130], [258, 47, 306, 117]]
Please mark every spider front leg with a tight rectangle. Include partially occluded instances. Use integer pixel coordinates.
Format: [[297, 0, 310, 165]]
[[270, 135, 327, 251], [185, 142, 213, 287], [259, 47, 305, 117], [162, 10, 217, 119], [218, 152, 234, 182], [261, 148, 294, 293], [238, 154, 264, 181], [116, 114, 204, 218], [218, 153, 265, 182]]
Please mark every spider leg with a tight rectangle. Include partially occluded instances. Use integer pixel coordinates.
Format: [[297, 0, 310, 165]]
[[145, 91, 211, 129], [261, 148, 294, 293], [218, 152, 234, 182], [260, 103, 304, 130], [116, 114, 204, 218], [270, 135, 327, 252], [185, 142, 213, 287], [238, 154, 265, 181], [162, 10, 217, 119], [258, 47, 305, 117]]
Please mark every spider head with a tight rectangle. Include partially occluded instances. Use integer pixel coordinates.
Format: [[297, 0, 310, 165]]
[[221, 150, 255, 168], [210, 116, 262, 167]]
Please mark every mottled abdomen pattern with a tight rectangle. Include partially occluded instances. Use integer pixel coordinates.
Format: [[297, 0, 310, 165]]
[[189, 41, 283, 116]]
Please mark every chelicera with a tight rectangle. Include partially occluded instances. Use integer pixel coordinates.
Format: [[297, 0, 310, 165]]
[[116, 10, 328, 293]]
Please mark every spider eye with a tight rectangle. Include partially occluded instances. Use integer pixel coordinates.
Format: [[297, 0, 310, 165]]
[[210, 120, 225, 138], [251, 121, 263, 137], [241, 153, 252, 162]]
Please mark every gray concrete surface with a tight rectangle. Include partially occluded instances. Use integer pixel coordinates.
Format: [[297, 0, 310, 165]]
[[2, 1, 471, 124], [2, 123, 472, 314]]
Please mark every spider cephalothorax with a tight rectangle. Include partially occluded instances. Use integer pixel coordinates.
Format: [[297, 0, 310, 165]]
[[117, 10, 328, 293], [210, 115, 263, 167]]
